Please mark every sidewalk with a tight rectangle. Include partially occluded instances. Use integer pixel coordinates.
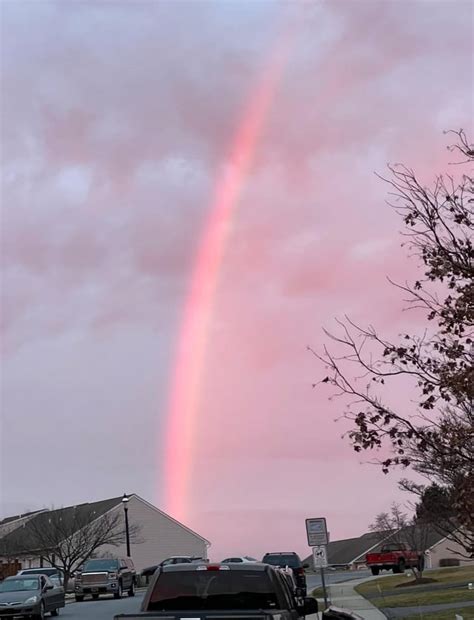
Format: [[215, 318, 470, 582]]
[[324, 578, 387, 619]]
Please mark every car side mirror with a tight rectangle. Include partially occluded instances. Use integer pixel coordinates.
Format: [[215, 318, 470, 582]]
[[44, 584, 54, 591], [302, 597, 318, 615], [303, 563, 310, 569]]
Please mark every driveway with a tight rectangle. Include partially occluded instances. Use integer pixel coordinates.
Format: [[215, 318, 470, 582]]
[[307, 570, 372, 592]]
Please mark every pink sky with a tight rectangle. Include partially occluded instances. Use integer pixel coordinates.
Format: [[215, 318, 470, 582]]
[[1, 1, 473, 560]]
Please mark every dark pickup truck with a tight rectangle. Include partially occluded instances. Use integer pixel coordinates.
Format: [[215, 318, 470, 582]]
[[114, 562, 318, 620]]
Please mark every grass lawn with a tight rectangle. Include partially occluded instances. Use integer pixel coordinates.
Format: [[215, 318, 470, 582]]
[[398, 606, 474, 620], [357, 567, 474, 597], [356, 566, 474, 610], [371, 588, 474, 608]]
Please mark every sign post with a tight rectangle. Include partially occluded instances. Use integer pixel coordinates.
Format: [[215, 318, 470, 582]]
[[306, 518, 329, 609]]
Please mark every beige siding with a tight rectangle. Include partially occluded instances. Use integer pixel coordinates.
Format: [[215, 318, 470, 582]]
[[97, 496, 209, 572], [428, 535, 473, 568]]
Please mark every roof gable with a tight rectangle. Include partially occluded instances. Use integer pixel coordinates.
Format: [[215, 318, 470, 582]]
[[132, 495, 210, 545]]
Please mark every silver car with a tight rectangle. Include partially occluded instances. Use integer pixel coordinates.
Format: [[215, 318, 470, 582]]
[[0, 574, 65, 618]]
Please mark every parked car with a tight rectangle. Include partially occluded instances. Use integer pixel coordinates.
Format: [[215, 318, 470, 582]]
[[74, 557, 136, 601], [221, 556, 259, 563], [262, 552, 308, 595], [112, 562, 318, 620], [17, 566, 75, 594], [141, 556, 207, 578], [366, 543, 424, 575], [0, 574, 65, 618]]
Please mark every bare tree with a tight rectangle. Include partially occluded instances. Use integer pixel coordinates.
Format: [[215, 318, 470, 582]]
[[314, 130, 473, 556], [11, 507, 140, 590], [369, 503, 430, 582]]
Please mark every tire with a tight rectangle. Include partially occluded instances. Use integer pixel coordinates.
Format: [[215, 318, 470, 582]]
[[33, 601, 45, 620], [51, 609, 60, 617], [394, 559, 406, 574], [92, 593, 99, 600], [128, 580, 135, 597], [371, 567, 380, 576], [114, 581, 123, 599], [75, 595, 84, 602]]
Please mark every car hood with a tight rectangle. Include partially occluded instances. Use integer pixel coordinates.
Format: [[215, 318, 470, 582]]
[[0, 590, 39, 604]]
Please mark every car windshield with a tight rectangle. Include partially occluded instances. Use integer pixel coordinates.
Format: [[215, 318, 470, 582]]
[[0, 578, 40, 592], [83, 559, 118, 572], [263, 555, 299, 568], [148, 570, 280, 611]]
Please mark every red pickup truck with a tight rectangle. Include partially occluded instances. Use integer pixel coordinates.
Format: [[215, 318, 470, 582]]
[[366, 543, 424, 576]]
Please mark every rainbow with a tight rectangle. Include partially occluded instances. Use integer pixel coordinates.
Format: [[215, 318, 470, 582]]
[[162, 27, 294, 522]]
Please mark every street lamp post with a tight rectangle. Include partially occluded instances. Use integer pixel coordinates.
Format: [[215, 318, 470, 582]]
[[122, 494, 131, 557]]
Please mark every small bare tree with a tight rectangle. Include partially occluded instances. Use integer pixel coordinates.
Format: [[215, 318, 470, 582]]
[[13, 507, 140, 590], [370, 503, 429, 582]]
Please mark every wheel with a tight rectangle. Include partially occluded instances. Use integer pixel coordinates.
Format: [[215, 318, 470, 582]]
[[51, 609, 60, 617], [114, 581, 123, 599], [393, 559, 406, 574], [128, 580, 135, 597], [92, 593, 99, 600], [371, 567, 380, 576], [75, 595, 84, 602], [33, 601, 45, 620]]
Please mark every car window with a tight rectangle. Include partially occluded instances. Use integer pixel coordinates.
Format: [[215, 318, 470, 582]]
[[83, 559, 119, 572], [263, 554, 300, 568], [148, 570, 280, 611], [0, 578, 40, 592]]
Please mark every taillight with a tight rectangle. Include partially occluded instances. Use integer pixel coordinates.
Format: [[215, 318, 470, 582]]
[[296, 567, 304, 575], [196, 564, 230, 571]]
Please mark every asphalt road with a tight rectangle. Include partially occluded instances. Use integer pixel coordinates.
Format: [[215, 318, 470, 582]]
[[59, 592, 145, 619], [306, 569, 372, 591]]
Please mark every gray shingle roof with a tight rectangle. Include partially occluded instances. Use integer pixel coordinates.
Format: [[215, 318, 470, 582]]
[[0, 510, 44, 527], [0, 496, 123, 555]]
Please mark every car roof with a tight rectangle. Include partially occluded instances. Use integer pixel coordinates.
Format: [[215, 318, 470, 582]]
[[6, 575, 41, 580], [264, 552, 298, 555], [20, 568, 58, 573], [161, 562, 268, 573]]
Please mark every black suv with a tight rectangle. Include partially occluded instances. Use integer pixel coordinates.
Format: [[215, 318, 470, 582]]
[[262, 552, 308, 595]]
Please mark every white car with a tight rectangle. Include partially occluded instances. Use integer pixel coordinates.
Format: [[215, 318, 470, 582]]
[[221, 556, 259, 564]]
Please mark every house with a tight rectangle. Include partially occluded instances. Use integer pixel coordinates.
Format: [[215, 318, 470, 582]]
[[0, 494, 210, 575], [0, 510, 46, 578], [425, 531, 473, 569]]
